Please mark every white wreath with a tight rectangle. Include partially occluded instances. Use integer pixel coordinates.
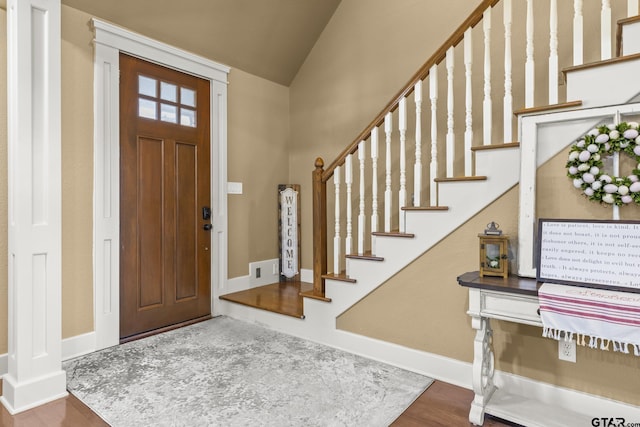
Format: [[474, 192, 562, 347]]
[[566, 122, 640, 206]]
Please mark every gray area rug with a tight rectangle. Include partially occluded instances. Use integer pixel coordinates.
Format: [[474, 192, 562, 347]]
[[64, 316, 432, 426]]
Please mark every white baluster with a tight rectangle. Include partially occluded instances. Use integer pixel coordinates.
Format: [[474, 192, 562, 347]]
[[503, 0, 513, 142], [601, 0, 612, 60], [429, 66, 439, 207], [399, 97, 407, 232], [464, 28, 473, 176], [358, 141, 366, 255], [370, 127, 379, 254], [549, 0, 558, 105], [573, 0, 584, 66], [629, 0, 639, 17], [446, 47, 455, 177], [525, 0, 535, 108], [483, 8, 492, 146], [333, 166, 341, 274], [345, 154, 353, 256], [414, 80, 423, 206], [384, 113, 392, 233]]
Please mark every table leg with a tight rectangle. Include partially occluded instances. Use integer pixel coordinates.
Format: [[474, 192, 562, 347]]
[[469, 316, 496, 425]]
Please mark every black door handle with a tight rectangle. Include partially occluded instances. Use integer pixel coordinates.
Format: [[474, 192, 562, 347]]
[[203, 223, 213, 231]]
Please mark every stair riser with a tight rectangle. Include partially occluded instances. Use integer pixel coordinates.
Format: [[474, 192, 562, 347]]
[[622, 20, 640, 56], [566, 57, 640, 108]]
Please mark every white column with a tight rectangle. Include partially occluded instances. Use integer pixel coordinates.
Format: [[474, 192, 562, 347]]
[[429, 67, 439, 206], [333, 166, 341, 273], [525, 0, 535, 108], [464, 29, 473, 176], [573, 0, 584, 66], [446, 48, 455, 177], [370, 128, 379, 254], [629, 0, 639, 17], [503, 0, 513, 142], [3, 0, 67, 414], [384, 113, 393, 232], [483, 8, 492, 146], [549, 0, 559, 105], [357, 141, 366, 255], [398, 98, 407, 232], [345, 154, 353, 255], [414, 81, 423, 206], [601, 0, 612, 60]]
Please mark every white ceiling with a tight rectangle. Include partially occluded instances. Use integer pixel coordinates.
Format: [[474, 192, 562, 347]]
[[61, 0, 342, 86]]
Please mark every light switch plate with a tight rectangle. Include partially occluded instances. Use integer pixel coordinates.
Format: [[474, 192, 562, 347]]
[[227, 182, 243, 195]]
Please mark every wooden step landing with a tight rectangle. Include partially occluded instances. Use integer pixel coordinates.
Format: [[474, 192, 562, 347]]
[[219, 281, 312, 319]]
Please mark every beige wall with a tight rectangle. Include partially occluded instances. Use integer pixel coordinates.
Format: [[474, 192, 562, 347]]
[[61, 5, 95, 339], [227, 69, 290, 278]]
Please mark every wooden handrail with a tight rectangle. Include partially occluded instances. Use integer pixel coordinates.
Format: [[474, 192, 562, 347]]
[[321, 0, 500, 183]]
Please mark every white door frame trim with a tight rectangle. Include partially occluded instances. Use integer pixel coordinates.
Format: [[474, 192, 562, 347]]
[[91, 19, 229, 350]]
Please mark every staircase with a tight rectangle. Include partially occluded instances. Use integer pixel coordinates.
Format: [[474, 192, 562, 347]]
[[306, 0, 640, 304], [219, 0, 640, 403]]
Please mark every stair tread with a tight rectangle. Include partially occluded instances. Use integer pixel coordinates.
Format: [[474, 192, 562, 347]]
[[563, 52, 640, 75], [299, 289, 332, 302], [371, 231, 415, 238], [434, 176, 487, 183], [471, 142, 520, 152], [513, 101, 582, 116], [402, 206, 449, 211], [323, 272, 357, 283], [345, 252, 384, 261]]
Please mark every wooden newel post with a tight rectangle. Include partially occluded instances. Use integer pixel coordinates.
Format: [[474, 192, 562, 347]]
[[312, 157, 327, 296]]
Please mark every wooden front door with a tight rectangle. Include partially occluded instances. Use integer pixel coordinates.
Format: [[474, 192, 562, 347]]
[[119, 53, 212, 340]]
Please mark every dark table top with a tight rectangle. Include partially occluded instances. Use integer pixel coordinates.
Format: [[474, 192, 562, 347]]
[[457, 271, 540, 297]]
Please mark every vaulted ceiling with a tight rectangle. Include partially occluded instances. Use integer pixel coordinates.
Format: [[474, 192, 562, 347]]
[[61, 0, 342, 86]]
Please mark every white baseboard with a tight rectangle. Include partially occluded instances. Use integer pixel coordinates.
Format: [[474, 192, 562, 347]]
[[248, 259, 279, 287], [62, 332, 97, 361], [0, 353, 7, 376], [301, 268, 312, 283]]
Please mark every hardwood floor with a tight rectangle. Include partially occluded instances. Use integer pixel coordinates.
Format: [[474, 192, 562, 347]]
[[0, 380, 515, 426], [219, 280, 313, 318]]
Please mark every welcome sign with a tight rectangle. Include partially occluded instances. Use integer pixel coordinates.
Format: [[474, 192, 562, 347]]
[[279, 185, 301, 281]]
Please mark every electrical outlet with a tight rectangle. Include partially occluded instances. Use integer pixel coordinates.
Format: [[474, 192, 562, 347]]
[[256, 267, 261, 279], [558, 339, 576, 362]]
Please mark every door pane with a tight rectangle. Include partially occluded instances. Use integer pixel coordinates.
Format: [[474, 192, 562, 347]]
[[138, 75, 157, 97]]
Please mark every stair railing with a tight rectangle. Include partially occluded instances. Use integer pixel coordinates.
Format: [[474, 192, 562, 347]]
[[311, 0, 640, 297]]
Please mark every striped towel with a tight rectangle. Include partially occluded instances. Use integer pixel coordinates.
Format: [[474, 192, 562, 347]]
[[538, 283, 640, 356]]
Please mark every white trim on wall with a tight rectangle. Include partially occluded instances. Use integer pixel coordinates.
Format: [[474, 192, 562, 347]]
[[91, 19, 230, 350]]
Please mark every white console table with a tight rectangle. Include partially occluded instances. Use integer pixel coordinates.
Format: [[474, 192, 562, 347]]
[[457, 272, 595, 427]]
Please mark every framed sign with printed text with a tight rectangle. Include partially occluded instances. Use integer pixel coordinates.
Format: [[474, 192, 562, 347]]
[[536, 218, 640, 293], [278, 184, 301, 281]]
